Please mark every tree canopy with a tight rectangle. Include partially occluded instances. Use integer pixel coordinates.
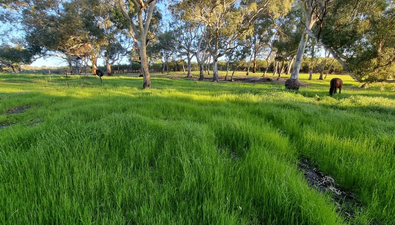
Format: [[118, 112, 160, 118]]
[[0, 45, 34, 72]]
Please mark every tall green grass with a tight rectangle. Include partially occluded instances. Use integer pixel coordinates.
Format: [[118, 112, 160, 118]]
[[0, 72, 394, 224]]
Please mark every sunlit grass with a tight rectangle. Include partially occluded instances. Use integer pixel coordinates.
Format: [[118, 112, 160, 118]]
[[0, 72, 394, 224]]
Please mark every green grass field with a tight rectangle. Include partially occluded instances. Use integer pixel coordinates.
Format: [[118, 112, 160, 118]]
[[1, 71, 394, 224]]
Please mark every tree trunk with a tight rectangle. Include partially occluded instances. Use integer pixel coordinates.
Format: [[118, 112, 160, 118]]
[[117, 0, 156, 87], [162, 60, 165, 74], [162, 54, 169, 75], [273, 60, 278, 77], [318, 52, 329, 80], [212, 58, 219, 82], [181, 61, 186, 75], [290, 32, 308, 81], [68, 57, 73, 75], [263, 65, 269, 77], [186, 54, 192, 78], [277, 61, 285, 80], [325, 60, 335, 79], [88, 55, 98, 75], [92, 64, 98, 76], [319, 70, 324, 80], [308, 43, 315, 80], [246, 54, 253, 76], [225, 61, 230, 81], [287, 32, 308, 90], [287, 57, 295, 75], [106, 61, 113, 76], [287, 0, 319, 89], [66, 58, 71, 87], [8, 64, 16, 73], [140, 41, 151, 89], [252, 50, 257, 73], [263, 48, 273, 77], [199, 63, 205, 81], [206, 56, 211, 75]]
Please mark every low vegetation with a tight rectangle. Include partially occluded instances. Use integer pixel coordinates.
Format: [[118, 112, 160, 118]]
[[0, 72, 394, 224]]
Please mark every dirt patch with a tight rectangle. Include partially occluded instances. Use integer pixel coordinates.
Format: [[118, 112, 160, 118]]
[[298, 158, 362, 221], [0, 123, 15, 129], [232, 77, 273, 83], [7, 105, 31, 114], [200, 76, 309, 86]]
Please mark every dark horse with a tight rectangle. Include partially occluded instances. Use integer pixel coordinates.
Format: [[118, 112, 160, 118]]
[[329, 78, 343, 96]]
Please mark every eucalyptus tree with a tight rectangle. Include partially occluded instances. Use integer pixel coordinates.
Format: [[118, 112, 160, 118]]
[[96, 0, 128, 76], [287, 0, 395, 85], [317, 49, 331, 80], [193, 24, 210, 81], [21, 0, 83, 72], [103, 41, 126, 75], [248, 15, 275, 74], [286, 0, 334, 90], [0, 45, 33, 72], [248, 2, 297, 75], [1, 0, 63, 60], [4, 0, 109, 74], [272, 6, 303, 79], [154, 29, 177, 74], [320, 0, 395, 82], [171, 2, 211, 80], [117, 0, 157, 88], [306, 38, 317, 80], [176, 0, 293, 82], [224, 40, 250, 81], [69, 0, 108, 75], [172, 21, 198, 78]]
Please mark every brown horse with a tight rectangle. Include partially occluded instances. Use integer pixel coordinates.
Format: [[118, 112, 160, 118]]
[[329, 78, 343, 96]]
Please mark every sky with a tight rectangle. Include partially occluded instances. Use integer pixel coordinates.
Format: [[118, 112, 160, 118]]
[[30, 57, 68, 67]]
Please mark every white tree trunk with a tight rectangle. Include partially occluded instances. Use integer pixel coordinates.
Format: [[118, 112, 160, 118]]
[[290, 0, 318, 82], [187, 53, 192, 77], [117, 0, 156, 89], [226, 61, 230, 81], [213, 58, 219, 82], [290, 32, 309, 80], [287, 57, 295, 75], [140, 42, 151, 88]]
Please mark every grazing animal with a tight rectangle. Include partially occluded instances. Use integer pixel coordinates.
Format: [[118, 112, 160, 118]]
[[329, 78, 343, 96], [96, 69, 104, 77]]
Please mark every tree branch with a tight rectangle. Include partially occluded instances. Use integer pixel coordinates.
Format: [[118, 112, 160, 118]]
[[143, 0, 156, 37], [117, 0, 139, 38]]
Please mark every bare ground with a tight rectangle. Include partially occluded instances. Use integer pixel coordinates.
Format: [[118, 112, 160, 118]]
[[181, 74, 310, 86], [298, 158, 363, 222], [7, 105, 31, 114]]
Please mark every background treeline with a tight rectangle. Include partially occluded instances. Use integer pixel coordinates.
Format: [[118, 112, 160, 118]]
[[16, 58, 344, 76]]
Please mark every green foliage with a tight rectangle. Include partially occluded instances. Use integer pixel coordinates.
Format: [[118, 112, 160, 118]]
[[0, 45, 32, 64], [0, 45, 34, 72], [273, 5, 304, 60], [321, 0, 395, 82]]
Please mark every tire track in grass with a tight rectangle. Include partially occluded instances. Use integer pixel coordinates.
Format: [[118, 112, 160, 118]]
[[298, 158, 363, 222]]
